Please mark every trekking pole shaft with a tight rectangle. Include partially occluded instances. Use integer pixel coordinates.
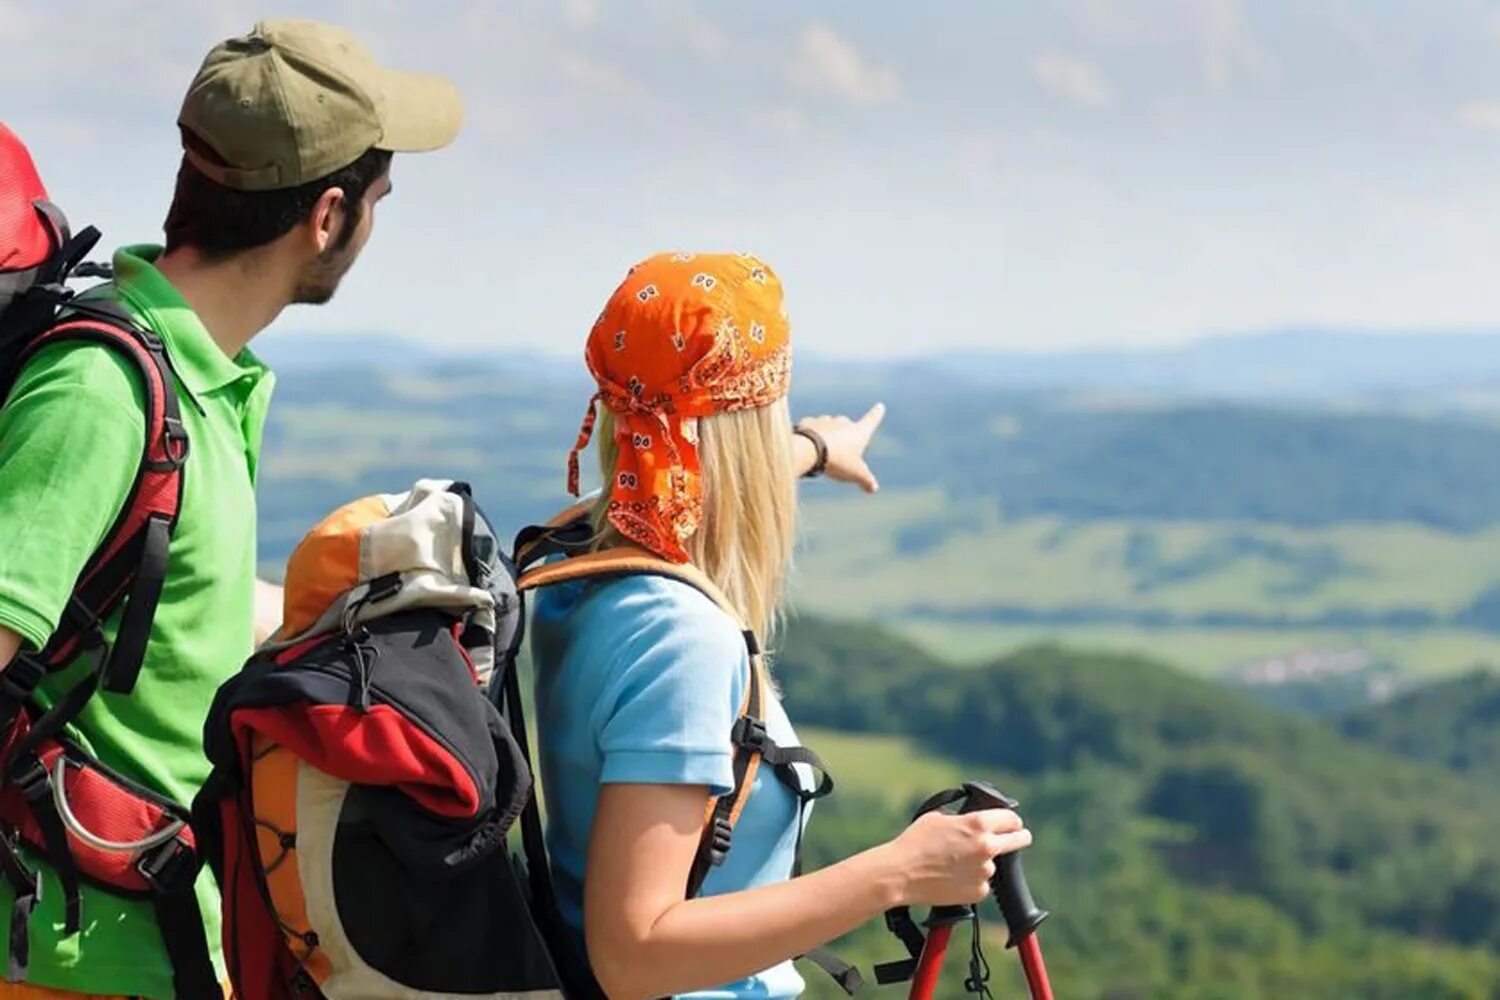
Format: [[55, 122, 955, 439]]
[[1016, 933, 1053, 1000], [908, 922, 954, 1000]]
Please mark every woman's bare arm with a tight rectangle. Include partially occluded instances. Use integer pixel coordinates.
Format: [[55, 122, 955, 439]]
[[584, 782, 1029, 1000]]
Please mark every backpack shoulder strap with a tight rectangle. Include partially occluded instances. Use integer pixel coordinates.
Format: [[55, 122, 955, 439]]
[[13, 307, 187, 697], [517, 545, 768, 898], [514, 523, 859, 991], [513, 498, 595, 569]]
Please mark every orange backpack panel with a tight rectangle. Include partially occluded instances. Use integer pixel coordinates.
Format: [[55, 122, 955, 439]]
[[249, 736, 333, 985]]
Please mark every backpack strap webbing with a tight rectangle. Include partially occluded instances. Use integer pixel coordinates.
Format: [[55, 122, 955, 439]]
[[516, 548, 768, 898], [513, 499, 595, 569], [0, 306, 208, 992], [11, 308, 188, 695], [515, 539, 861, 994]]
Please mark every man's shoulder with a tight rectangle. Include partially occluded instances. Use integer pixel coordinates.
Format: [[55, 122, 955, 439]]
[[7, 298, 150, 415]]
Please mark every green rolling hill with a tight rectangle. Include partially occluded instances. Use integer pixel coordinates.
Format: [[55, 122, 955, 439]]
[[257, 361, 1500, 694], [777, 618, 1500, 1000]]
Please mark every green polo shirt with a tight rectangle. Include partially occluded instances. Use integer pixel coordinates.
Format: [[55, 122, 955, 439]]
[[0, 245, 273, 997]]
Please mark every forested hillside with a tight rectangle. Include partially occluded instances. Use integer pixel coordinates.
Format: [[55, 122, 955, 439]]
[[247, 349, 1500, 995], [1341, 670, 1500, 781], [257, 360, 1500, 681], [779, 618, 1500, 1000]]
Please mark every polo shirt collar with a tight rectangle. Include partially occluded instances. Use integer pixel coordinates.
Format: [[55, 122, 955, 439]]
[[110, 244, 270, 397]]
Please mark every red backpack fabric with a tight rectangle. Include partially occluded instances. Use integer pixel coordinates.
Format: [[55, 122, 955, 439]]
[[0, 121, 215, 996]]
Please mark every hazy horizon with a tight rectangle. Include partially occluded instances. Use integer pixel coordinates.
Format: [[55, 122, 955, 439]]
[[8, 0, 1500, 358]]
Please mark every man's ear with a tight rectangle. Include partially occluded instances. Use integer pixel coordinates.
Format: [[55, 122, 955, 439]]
[[308, 186, 348, 255]]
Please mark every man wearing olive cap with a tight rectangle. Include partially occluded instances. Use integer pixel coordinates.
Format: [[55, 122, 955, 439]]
[[1, 15, 894, 998], [0, 20, 462, 998]]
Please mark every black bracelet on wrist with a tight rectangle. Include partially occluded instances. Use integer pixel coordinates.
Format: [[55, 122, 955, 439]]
[[793, 425, 829, 478]]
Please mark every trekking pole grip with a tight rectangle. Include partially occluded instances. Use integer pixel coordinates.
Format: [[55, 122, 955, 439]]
[[959, 780, 1050, 948]]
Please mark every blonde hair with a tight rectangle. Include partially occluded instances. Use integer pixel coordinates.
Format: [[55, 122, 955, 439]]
[[591, 399, 798, 638]]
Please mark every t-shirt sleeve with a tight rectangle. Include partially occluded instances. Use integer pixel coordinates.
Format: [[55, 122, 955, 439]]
[[593, 582, 750, 797], [0, 343, 145, 650]]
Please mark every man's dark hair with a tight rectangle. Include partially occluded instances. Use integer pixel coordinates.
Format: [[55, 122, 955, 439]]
[[163, 134, 392, 260]]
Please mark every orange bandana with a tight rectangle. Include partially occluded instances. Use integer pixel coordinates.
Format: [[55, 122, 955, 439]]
[[567, 251, 792, 563]]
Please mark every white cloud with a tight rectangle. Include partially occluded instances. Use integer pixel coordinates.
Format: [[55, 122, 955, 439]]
[[563, 0, 599, 29], [1457, 101, 1500, 133], [787, 23, 902, 105], [558, 52, 638, 96], [1064, 0, 1278, 91], [1193, 0, 1278, 91], [647, 0, 728, 57], [749, 105, 811, 140], [1029, 49, 1115, 108], [1327, 1, 1418, 69], [0, 0, 35, 42]]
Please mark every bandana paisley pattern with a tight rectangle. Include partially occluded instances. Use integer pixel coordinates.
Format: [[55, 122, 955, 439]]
[[567, 251, 792, 562]]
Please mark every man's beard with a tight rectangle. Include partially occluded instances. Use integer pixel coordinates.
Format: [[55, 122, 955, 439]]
[[292, 245, 355, 305]]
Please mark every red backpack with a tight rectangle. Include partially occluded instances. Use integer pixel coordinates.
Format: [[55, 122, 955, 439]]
[[0, 122, 216, 995]]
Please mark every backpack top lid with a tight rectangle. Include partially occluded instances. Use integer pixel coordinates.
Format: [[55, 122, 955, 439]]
[[0, 122, 60, 275], [271, 478, 518, 685]]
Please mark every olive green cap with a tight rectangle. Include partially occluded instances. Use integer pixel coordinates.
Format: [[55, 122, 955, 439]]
[[178, 19, 462, 191]]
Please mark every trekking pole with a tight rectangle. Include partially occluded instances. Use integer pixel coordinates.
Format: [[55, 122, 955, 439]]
[[907, 781, 1052, 1000]]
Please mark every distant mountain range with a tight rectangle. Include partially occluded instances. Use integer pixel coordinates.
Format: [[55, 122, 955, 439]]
[[252, 327, 1500, 403]]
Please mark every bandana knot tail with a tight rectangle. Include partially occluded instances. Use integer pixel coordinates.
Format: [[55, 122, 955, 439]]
[[566, 393, 602, 497]]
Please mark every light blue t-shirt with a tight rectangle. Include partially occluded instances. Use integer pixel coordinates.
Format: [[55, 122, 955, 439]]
[[533, 572, 810, 1000]]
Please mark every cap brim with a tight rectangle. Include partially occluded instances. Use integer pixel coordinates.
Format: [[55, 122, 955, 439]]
[[375, 70, 463, 153]]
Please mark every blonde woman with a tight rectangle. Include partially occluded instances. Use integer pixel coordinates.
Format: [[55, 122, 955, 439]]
[[532, 252, 1031, 1000]]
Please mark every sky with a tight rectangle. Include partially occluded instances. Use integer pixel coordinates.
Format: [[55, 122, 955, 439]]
[[6, 0, 1500, 358]]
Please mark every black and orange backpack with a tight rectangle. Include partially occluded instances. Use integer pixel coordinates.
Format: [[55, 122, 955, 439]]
[[193, 481, 851, 999]]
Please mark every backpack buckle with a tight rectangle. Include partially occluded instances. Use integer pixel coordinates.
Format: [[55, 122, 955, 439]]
[[152, 417, 189, 472], [134, 327, 164, 353], [731, 717, 768, 751], [136, 838, 198, 894], [7, 757, 50, 803], [707, 814, 734, 867], [0, 653, 46, 703]]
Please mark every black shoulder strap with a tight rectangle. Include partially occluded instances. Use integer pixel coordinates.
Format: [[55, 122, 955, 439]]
[[684, 627, 766, 899], [139, 840, 220, 999], [511, 525, 859, 991]]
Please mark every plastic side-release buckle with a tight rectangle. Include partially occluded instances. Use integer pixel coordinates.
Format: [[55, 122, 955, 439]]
[[136, 838, 199, 894], [0, 655, 46, 704], [7, 758, 50, 804], [730, 716, 768, 751]]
